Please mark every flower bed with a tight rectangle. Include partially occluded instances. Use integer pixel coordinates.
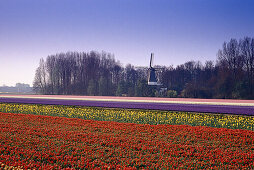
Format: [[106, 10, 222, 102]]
[[0, 103, 254, 130], [0, 112, 253, 169], [1, 96, 254, 115]]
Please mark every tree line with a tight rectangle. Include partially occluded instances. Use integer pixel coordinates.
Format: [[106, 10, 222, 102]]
[[33, 37, 254, 99]]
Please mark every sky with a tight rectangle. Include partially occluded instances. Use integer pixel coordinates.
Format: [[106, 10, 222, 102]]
[[0, 0, 254, 86]]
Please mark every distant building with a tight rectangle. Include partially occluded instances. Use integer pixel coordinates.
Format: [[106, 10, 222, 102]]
[[0, 83, 33, 94]]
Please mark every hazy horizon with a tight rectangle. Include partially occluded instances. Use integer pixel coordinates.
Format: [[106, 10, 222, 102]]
[[1, 0, 254, 86]]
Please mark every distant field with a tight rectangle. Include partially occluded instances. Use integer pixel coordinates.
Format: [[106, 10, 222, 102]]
[[1, 94, 254, 115], [1, 112, 253, 169], [0, 99, 254, 169]]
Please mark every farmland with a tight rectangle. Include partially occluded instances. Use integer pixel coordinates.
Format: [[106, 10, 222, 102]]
[[1, 95, 254, 115], [0, 103, 254, 130], [1, 112, 254, 169], [0, 96, 254, 169]]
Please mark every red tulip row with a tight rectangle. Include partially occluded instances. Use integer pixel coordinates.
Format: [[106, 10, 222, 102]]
[[0, 112, 253, 169]]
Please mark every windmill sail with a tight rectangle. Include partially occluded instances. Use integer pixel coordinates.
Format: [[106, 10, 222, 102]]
[[150, 53, 154, 68]]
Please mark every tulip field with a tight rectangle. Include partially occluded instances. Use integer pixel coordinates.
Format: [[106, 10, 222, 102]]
[[1, 112, 254, 169], [1, 95, 254, 115], [0, 102, 254, 169], [0, 103, 254, 130]]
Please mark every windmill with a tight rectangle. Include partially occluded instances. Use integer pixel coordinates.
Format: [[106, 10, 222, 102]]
[[148, 53, 162, 86], [147, 53, 167, 96]]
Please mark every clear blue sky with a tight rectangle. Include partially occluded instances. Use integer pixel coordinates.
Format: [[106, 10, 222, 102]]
[[0, 0, 254, 86]]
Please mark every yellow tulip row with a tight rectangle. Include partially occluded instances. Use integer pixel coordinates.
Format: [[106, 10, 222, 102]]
[[0, 103, 253, 130]]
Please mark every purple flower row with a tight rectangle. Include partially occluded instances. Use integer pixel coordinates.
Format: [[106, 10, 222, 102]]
[[0, 97, 253, 116]]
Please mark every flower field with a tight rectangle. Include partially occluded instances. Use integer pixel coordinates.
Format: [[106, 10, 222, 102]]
[[0, 102, 254, 169], [1, 95, 254, 115], [0, 103, 254, 130], [1, 112, 254, 169]]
